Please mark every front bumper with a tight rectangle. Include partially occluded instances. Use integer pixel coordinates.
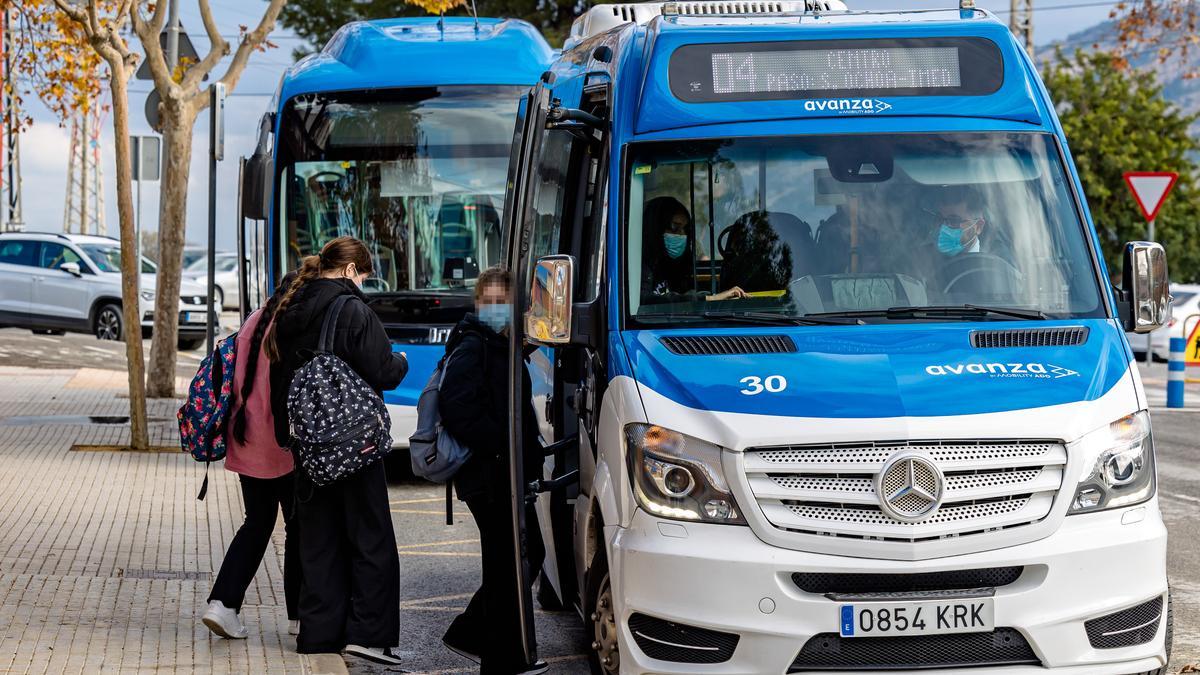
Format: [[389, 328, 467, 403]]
[[385, 403, 416, 449], [610, 502, 1168, 674], [140, 303, 218, 333]]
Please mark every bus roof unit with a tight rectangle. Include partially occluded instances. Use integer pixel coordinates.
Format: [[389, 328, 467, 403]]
[[278, 17, 555, 103], [566, 0, 850, 47]]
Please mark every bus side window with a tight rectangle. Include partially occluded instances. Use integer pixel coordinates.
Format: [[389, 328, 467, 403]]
[[525, 129, 574, 263]]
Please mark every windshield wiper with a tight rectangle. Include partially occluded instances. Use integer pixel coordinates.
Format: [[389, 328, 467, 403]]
[[638, 311, 859, 326], [702, 310, 862, 326], [806, 304, 1047, 322]]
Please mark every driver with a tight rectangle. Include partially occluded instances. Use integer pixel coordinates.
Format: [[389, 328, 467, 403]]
[[932, 186, 988, 257]]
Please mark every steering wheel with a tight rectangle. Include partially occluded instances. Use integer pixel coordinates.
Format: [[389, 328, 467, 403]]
[[940, 253, 1023, 297]]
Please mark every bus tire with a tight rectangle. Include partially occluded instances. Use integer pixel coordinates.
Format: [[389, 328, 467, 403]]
[[585, 547, 619, 675]]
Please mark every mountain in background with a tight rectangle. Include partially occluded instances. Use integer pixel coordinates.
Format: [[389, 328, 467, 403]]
[[1040, 21, 1200, 136]]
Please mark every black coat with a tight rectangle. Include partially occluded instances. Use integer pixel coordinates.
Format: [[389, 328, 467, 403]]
[[269, 278, 408, 447], [438, 314, 542, 501]]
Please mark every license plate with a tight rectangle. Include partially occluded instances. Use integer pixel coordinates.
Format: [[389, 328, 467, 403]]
[[182, 312, 203, 324], [839, 598, 994, 638]]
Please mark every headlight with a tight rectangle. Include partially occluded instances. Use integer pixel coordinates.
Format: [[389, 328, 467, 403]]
[[1069, 411, 1156, 515], [624, 423, 746, 525], [140, 291, 155, 302]]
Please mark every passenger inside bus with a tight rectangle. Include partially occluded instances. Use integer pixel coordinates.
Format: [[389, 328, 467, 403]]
[[640, 196, 746, 304]]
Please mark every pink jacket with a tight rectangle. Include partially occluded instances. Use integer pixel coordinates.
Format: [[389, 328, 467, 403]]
[[224, 310, 294, 479]]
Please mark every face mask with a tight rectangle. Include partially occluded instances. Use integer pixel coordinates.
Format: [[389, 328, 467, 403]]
[[478, 303, 511, 332], [938, 224, 980, 256], [663, 233, 687, 259]]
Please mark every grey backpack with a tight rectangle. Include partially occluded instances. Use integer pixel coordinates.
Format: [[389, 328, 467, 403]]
[[287, 295, 393, 486], [408, 347, 472, 483]]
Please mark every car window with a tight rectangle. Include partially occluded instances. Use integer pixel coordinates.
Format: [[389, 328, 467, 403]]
[[217, 257, 238, 272], [78, 244, 156, 273], [38, 243, 86, 271], [0, 240, 38, 267]]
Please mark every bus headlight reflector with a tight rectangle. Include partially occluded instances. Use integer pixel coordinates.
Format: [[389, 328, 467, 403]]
[[1069, 411, 1156, 515], [625, 423, 746, 525]]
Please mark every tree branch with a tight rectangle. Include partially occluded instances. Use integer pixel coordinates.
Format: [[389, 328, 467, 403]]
[[181, 0, 230, 89], [216, 0, 286, 93], [131, 0, 179, 101]]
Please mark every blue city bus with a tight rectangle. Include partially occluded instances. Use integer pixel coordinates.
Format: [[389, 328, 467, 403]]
[[504, 2, 1173, 673], [241, 17, 554, 449]]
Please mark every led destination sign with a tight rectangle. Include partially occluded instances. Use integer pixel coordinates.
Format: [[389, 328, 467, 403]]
[[670, 38, 1004, 103], [712, 46, 961, 94]]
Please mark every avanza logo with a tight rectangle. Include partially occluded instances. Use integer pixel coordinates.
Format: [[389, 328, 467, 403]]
[[925, 363, 1081, 379], [803, 98, 893, 115]]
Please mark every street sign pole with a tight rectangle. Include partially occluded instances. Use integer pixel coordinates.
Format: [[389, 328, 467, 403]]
[[206, 83, 226, 355], [1147, 217, 1155, 360], [133, 136, 142, 302]]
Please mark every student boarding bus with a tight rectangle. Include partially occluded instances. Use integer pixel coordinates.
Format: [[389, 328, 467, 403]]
[[239, 16, 554, 449], [501, 2, 1174, 673]]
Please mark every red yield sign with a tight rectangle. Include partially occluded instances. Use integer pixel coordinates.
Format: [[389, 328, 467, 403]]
[[1123, 171, 1178, 222]]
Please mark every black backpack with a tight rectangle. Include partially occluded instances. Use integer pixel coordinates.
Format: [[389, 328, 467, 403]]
[[286, 295, 392, 486]]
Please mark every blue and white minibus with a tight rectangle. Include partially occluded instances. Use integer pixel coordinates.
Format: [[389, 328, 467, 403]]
[[241, 16, 554, 448], [502, 2, 1174, 673]]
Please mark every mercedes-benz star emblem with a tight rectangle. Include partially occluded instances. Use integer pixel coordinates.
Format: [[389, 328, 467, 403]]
[[875, 451, 945, 523]]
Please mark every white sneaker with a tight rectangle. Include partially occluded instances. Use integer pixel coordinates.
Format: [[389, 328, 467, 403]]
[[288, 619, 300, 636], [518, 661, 549, 675], [202, 600, 248, 639], [344, 645, 404, 666]]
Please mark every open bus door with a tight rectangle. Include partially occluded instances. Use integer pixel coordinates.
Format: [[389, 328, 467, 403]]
[[237, 113, 275, 318], [507, 73, 611, 666], [502, 82, 551, 666]]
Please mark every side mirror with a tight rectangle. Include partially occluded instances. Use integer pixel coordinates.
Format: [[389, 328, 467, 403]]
[[525, 255, 575, 345], [1120, 241, 1170, 333], [241, 151, 273, 221], [60, 262, 82, 277]]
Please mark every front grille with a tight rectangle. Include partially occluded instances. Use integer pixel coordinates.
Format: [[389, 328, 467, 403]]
[[791, 629, 1039, 671], [660, 334, 796, 355], [793, 567, 1023, 595], [743, 440, 1066, 543], [970, 326, 1089, 348], [627, 613, 739, 664], [1085, 595, 1164, 649], [180, 295, 206, 306]]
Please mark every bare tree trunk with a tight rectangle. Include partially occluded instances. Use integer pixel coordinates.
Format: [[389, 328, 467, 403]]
[[145, 101, 198, 399], [106, 64, 150, 450]]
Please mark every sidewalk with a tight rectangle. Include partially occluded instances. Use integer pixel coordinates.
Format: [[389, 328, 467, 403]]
[[0, 367, 308, 674]]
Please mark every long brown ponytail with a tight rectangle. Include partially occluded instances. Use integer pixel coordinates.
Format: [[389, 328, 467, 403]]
[[263, 236, 374, 363]]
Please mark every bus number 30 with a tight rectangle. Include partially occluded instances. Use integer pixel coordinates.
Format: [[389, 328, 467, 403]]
[[739, 375, 788, 395]]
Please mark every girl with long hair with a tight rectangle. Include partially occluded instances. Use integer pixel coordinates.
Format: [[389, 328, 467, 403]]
[[266, 236, 409, 666], [202, 273, 301, 640]]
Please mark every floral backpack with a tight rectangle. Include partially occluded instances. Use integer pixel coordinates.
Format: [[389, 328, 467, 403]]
[[178, 333, 238, 498]]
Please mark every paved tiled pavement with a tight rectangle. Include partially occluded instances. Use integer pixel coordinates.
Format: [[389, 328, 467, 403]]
[[0, 367, 305, 674]]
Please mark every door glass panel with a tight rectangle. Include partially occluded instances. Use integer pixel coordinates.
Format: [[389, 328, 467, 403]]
[[0, 240, 37, 267]]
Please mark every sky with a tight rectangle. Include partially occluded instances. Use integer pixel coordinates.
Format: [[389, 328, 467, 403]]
[[7, 0, 1122, 252]]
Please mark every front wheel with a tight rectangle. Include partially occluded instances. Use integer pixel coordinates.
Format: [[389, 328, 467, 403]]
[[94, 304, 122, 341], [585, 547, 619, 675]]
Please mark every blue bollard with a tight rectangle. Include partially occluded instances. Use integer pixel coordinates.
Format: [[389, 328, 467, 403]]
[[1167, 336, 1186, 408]]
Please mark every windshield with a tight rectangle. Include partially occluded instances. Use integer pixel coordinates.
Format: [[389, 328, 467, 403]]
[[626, 133, 1103, 324], [276, 86, 523, 295], [79, 244, 156, 274]]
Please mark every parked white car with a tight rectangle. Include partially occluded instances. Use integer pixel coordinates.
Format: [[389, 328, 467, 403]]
[[1128, 283, 1200, 361], [182, 252, 242, 310], [0, 232, 215, 350]]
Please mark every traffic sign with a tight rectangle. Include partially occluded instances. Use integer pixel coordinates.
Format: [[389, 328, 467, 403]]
[[1123, 171, 1178, 222], [135, 27, 200, 81], [1186, 320, 1200, 367]]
